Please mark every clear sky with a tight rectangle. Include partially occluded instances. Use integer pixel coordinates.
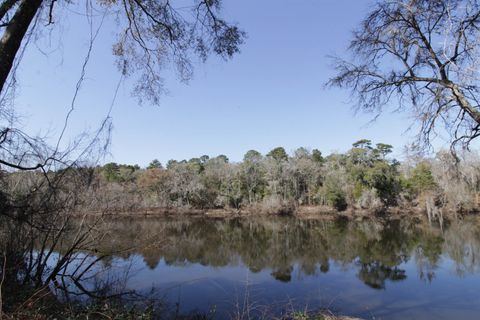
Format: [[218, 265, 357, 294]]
[[14, 0, 444, 167]]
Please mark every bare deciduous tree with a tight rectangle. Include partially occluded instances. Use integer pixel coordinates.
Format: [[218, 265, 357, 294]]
[[0, 0, 245, 106], [329, 0, 480, 149]]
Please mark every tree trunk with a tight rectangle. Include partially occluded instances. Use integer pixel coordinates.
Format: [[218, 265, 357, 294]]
[[0, 0, 43, 95]]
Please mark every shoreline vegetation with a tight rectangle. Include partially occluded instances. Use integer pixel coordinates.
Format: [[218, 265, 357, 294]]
[[70, 140, 480, 224], [79, 205, 476, 221], [5, 300, 364, 320]]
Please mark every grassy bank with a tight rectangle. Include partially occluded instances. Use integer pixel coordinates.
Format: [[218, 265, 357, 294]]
[[3, 295, 363, 320]]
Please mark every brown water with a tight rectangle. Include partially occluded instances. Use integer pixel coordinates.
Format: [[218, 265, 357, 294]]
[[59, 216, 480, 319]]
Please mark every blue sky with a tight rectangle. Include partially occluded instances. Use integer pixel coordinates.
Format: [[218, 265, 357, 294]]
[[14, 0, 439, 166]]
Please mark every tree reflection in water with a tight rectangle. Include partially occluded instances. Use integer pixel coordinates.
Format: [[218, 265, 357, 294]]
[[62, 216, 480, 290]]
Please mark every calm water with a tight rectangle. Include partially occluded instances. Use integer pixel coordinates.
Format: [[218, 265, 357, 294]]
[[64, 216, 480, 319]]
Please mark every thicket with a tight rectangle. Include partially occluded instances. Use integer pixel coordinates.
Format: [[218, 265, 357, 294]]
[[78, 140, 480, 215]]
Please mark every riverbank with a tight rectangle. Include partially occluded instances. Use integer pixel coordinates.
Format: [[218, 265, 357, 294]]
[[3, 289, 363, 320], [5, 307, 363, 320], [75, 204, 478, 223]]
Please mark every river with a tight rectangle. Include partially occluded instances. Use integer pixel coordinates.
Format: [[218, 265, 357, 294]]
[[58, 216, 480, 319]]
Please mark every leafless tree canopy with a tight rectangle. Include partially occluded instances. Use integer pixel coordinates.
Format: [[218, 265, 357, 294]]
[[0, 0, 245, 171], [329, 0, 480, 149], [0, 0, 245, 104], [108, 0, 246, 104]]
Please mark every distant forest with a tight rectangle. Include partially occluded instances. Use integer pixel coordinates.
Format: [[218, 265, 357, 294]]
[[58, 139, 480, 215]]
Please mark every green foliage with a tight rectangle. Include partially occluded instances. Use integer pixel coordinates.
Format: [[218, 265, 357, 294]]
[[320, 176, 348, 211], [345, 140, 400, 206], [102, 162, 141, 182], [267, 147, 288, 161], [349, 146, 372, 166], [353, 182, 364, 200], [352, 139, 372, 149], [102, 162, 119, 182], [216, 154, 229, 163], [325, 186, 347, 211], [375, 143, 393, 159], [147, 159, 162, 169], [312, 148, 324, 164], [243, 149, 262, 162], [188, 158, 205, 173], [408, 162, 436, 195], [364, 161, 399, 205]]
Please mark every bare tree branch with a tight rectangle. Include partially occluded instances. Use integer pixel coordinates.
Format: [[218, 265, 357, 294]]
[[329, 0, 480, 150]]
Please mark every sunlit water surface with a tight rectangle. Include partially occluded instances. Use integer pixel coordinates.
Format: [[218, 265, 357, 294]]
[[61, 216, 480, 319]]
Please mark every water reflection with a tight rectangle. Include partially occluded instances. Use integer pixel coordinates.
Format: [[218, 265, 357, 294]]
[[77, 217, 480, 287], [64, 216, 480, 319]]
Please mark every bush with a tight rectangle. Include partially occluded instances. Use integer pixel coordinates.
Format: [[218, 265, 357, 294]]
[[325, 188, 347, 211]]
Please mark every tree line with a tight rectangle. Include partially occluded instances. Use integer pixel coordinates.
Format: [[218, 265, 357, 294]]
[[77, 139, 480, 215]]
